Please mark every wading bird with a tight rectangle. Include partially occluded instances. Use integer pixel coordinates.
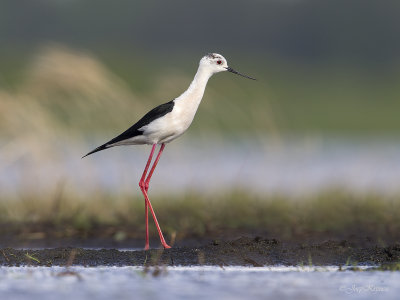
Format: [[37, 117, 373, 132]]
[[83, 53, 255, 249]]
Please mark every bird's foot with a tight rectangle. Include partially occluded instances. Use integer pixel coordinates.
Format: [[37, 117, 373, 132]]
[[162, 243, 172, 249]]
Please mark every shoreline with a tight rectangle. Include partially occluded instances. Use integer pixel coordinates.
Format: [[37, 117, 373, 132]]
[[2, 237, 399, 267]]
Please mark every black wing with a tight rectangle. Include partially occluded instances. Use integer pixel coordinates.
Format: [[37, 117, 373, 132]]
[[82, 100, 175, 158]]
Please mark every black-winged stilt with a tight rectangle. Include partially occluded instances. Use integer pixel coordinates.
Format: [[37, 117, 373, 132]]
[[83, 53, 255, 249]]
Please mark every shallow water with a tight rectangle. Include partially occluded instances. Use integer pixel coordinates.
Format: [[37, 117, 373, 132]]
[[1, 138, 400, 196], [0, 266, 398, 300]]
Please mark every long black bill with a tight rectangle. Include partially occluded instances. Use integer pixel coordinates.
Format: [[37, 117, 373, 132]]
[[226, 67, 256, 80]]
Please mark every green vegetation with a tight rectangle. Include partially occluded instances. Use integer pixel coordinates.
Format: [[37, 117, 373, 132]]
[[371, 263, 400, 271], [1, 190, 399, 242], [1, 46, 400, 141], [25, 252, 40, 264]]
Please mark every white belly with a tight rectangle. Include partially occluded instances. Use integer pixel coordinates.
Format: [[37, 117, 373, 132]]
[[117, 80, 205, 146], [140, 106, 194, 144]]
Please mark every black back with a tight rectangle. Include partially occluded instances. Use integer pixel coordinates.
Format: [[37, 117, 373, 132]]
[[82, 100, 175, 158]]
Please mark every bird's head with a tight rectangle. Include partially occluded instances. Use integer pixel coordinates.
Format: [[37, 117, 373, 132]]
[[199, 53, 256, 80]]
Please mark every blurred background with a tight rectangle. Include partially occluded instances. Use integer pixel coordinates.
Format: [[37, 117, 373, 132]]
[[0, 0, 399, 243]]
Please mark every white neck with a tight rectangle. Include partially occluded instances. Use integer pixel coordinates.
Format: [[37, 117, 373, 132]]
[[175, 65, 213, 105], [170, 65, 214, 132]]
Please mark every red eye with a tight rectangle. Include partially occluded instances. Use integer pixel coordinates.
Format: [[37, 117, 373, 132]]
[[217, 60, 222, 65]]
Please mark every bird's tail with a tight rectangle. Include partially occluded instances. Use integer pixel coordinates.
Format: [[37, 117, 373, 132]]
[[82, 142, 111, 158]]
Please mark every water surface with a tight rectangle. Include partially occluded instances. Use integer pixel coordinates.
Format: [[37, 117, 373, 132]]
[[0, 266, 397, 300], [1, 138, 400, 197]]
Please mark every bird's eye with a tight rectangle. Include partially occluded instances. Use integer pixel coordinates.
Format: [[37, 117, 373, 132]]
[[217, 60, 222, 65]]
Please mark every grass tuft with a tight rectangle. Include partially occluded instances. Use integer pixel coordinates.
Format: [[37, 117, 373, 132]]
[[0, 190, 399, 242]]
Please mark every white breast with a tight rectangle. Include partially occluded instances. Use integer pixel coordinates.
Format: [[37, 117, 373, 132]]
[[139, 98, 199, 144], [143, 67, 212, 144], [131, 65, 213, 145]]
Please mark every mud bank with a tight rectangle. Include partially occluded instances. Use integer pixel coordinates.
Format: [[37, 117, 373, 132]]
[[1, 237, 400, 267]]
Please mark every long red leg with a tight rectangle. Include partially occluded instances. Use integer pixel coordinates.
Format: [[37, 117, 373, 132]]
[[139, 144, 156, 250], [143, 144, 171, 249], [142, 189, 171, 249], [139, 144, 170, 249], [144, 144, 165, 191]]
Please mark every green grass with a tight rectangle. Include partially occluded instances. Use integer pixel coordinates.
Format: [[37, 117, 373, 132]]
[[1, 45, 400, 138], [371, 262, 400, 271], [1, 190, 399, 241], [25, 252, 40, 264]]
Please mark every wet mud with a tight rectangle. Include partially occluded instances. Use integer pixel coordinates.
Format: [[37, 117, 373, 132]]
[[1, 237, 400, 267]]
